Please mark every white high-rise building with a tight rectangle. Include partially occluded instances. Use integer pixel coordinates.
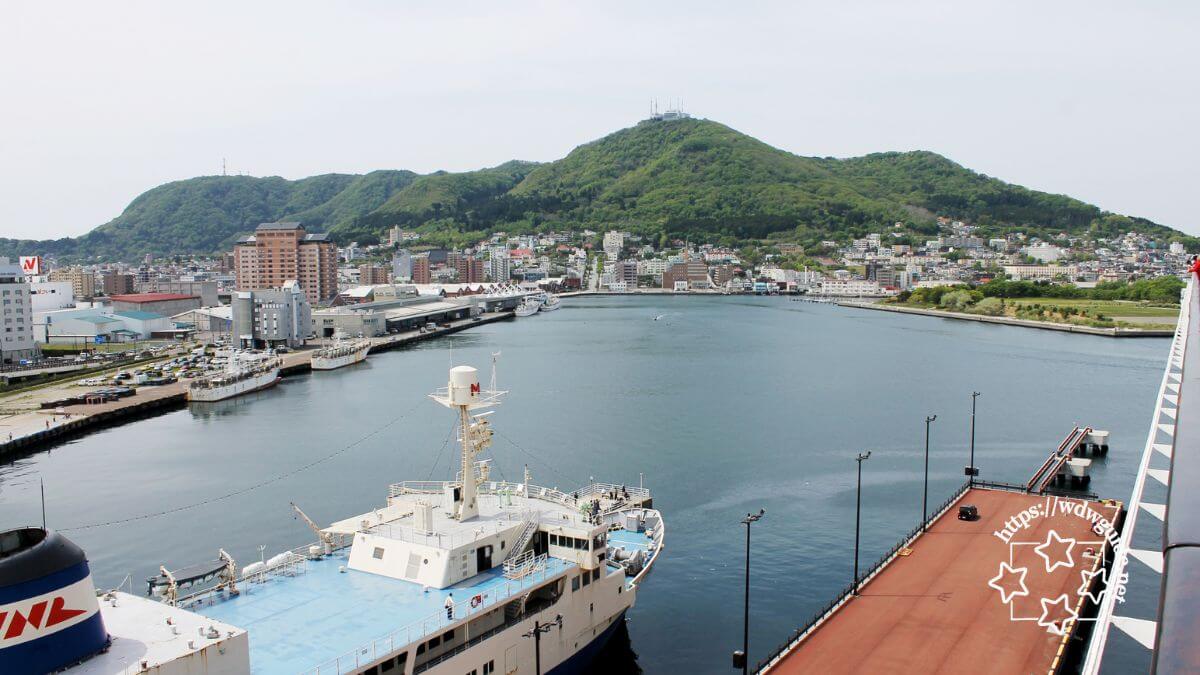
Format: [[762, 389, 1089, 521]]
[[0, 257, 38, 363], [392, 248, 412, 281], [603, 231, 624, 260], [488, 247, 511, 282]]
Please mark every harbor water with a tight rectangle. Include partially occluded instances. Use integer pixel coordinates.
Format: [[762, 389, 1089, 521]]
[[0, 296, 1166, 673]]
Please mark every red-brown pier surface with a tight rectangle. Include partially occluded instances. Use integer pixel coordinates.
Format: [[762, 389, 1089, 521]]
[[762, 488, 1122, 675]]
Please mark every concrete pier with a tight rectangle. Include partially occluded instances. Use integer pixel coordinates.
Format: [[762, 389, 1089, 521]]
[[0, 311, 513, 458]]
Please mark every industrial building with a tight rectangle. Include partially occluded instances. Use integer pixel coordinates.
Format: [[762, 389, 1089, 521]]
[[109, 292, 202, 317], [231, 280, 312, 349]]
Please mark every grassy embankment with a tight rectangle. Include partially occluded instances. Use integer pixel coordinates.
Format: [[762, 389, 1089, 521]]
[[889, 278, 1183, 330]]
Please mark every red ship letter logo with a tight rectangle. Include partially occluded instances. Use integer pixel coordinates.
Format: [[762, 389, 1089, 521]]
[[0, 596, 87, 640]]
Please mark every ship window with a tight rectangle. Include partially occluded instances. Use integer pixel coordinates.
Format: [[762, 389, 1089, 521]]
[[571, 576, 580, 592], [373, 547, 385, 560], [363, 667, 378, 675], [592, 568, 600, 582], [429, 636, 441, 648], [443, 629, 454, 642], [582, 573, 591, 587], [549, 534, 558, 547], [417, 644, 425, 655], [575, 538, 586, 550]]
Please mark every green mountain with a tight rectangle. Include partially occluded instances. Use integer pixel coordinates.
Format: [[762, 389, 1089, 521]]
[[1, 118, 1186, 261]]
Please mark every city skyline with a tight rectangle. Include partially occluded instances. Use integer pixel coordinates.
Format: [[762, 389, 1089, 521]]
[[2, 1, 1197, 240]]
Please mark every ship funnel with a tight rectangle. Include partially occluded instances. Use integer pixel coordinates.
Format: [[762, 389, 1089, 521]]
[[0, 527, 109, 672]]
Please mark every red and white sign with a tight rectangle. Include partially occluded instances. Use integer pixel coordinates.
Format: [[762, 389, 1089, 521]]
[[19, 255, 41, 276], [0, 575, 99, 646]]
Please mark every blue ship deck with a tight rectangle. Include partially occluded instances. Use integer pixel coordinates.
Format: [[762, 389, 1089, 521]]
[[186, 550, 574, 674]]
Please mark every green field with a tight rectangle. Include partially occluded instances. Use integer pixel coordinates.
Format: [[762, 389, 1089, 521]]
[[1009, 298, 1179, 318]]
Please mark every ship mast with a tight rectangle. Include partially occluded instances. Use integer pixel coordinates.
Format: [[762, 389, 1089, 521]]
[[430, 365, 504, 522]]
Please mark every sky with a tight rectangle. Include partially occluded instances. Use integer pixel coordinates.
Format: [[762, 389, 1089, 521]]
[[1, 1, 1197, 240]]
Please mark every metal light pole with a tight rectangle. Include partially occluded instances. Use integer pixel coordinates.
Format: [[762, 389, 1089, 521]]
[[523, 614, 562, 675], [923, 415, 937, 531], [968, 392, 980, 485], [854, 452, 871, 594], [732, 509, 766, 674]]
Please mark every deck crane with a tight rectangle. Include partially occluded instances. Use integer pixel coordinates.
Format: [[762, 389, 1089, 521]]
[[291, 501, 334, 556]]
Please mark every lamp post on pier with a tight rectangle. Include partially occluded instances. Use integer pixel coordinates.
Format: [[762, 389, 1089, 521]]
[[733, 508, 766, 674], [923, 415, 937, 530], [854, 452, 871, 594], [523, 614, 562, 675], [967, 392, 980, 485]]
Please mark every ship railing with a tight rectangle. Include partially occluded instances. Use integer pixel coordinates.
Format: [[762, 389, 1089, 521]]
[[755, 479, 972, 673], [364, 508, 537, 549], [503, 550, 547, 579], [175, 540, 344, 607], [301, 559, 565, 675], [389, 479, 650, 510]]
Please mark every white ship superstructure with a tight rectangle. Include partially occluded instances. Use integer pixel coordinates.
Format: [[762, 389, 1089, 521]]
[[25, 363, 663, 675], [187, 353, 281, 403], [538, 295, 561, 312], [311, 336, 371, 370], [514, 296, 542, 317]]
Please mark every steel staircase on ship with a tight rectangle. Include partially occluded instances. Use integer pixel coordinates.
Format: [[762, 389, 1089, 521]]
[[502, 512, 539, 564]]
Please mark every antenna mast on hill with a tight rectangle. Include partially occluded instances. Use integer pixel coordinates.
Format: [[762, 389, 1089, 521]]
[[222, 158, 227, 176]]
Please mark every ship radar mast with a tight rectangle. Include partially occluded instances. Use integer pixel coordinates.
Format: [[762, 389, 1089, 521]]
[[429, 365, 505, 521]]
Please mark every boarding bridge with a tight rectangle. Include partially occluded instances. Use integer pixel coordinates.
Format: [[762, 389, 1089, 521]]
[[1083, 275, 1194, 674]]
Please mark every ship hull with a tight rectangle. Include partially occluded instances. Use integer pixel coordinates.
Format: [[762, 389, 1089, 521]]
[[187, 369, 280, 402], [311, 346, 370, 370], [546, 610, 627, 674]]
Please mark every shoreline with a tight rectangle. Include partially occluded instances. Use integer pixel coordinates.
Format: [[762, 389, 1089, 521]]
[[837, 301, 1174, 337], [0, 311, 514, 458]]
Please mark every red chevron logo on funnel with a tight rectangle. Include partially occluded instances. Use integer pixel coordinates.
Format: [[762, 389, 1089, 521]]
[[0, 596, 87, 641]]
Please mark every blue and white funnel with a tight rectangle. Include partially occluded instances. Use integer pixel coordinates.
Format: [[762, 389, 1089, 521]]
[[0, 528, 108, 672]]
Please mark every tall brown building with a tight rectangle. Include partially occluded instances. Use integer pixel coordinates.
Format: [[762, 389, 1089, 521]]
[[48, 266, 95, 299], [412, 255, 431, 284], [456, 256, 484, 283], [358, 263, 391, 285], [100, 270, 135, 296], [233, 222, 337, 302]]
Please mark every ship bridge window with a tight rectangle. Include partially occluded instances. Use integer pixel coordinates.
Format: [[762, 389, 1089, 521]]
[[373, 547, 385, 559], [571, 576, 580, 592], [575, 537, 587, 550]]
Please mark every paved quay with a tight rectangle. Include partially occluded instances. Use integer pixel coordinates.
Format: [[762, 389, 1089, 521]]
[[0, 311, 512, 457]]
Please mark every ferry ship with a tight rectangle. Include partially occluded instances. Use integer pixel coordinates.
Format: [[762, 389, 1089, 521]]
[[538, 295, 561, 313], [311, 336, 371, 371], [1, 364, 664, 674], [187, 353, 281, 403], [514, 297, 542, 317]]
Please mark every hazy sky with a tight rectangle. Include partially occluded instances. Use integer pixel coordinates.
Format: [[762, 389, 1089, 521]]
[[2, 1, 1196, 240]]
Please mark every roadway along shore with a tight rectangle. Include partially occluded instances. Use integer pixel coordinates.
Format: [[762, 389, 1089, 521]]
[[837, 300, 1174, 337], [0, 310, 514, 458]]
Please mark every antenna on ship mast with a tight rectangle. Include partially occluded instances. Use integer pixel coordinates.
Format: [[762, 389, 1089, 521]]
[[491, 351, 501, 392], [430, 365, 506, 521]]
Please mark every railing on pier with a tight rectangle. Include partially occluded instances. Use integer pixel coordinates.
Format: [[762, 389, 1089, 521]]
[[755, 480, 972, 673]]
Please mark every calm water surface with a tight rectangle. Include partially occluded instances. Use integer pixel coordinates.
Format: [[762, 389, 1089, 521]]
[[0, 297, 1167, 673]]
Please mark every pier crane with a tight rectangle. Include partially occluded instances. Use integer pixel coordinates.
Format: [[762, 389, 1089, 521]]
[[291, 501, 335, 556]]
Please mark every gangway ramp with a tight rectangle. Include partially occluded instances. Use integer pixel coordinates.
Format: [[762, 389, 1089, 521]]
[[1026, 426, 1091, 493]]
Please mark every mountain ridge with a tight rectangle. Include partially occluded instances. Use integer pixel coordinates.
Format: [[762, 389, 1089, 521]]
[[1, 118, 1187, 261]]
